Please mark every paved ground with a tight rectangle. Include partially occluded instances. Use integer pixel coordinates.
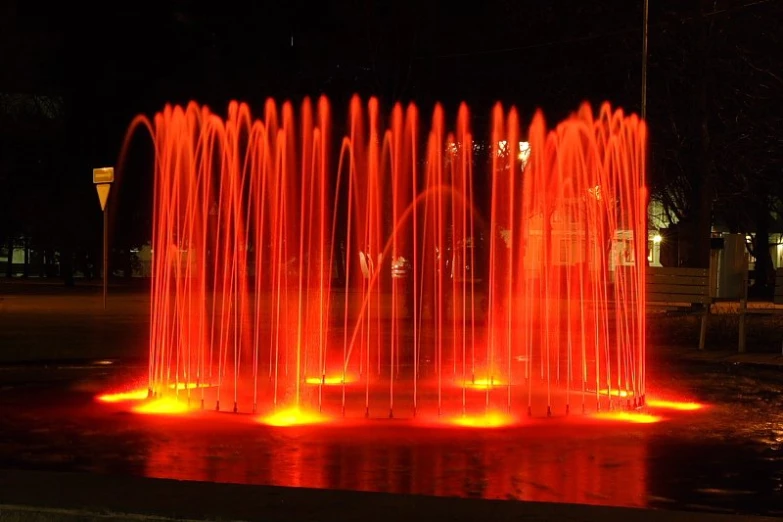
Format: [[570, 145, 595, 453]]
[[0, 280, 149, 363], [2, 278, 782, 363]]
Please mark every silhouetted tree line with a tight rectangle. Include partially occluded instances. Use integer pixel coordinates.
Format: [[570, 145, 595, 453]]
[[647, 0, 783, 293]]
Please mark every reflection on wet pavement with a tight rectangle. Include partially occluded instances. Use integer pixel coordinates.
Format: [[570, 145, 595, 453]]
[[0, 359, 781, 517]]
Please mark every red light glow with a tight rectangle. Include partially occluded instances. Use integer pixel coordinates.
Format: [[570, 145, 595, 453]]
[[129, 97, 648, 418]]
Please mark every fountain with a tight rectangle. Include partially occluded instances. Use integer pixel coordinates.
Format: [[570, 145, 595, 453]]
[[118, 95, 647, 425]]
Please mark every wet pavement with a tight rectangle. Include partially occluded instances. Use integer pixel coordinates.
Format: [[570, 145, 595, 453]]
[[0, 356, 781, 517]]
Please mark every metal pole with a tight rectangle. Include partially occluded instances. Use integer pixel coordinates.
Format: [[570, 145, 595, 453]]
[[641, 0, 650, 119], [103, 207, 108, 310]]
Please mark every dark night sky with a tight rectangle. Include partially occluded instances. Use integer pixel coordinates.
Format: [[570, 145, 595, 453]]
[[59, 1, 653, 177], [63, 1, 646, 119], [3, 0, 657, 162]]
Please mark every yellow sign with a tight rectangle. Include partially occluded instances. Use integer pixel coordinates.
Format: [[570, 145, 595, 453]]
[[93, 167, 114, 211], [96, 183, 111, 211], [93, 167, 114, 184]]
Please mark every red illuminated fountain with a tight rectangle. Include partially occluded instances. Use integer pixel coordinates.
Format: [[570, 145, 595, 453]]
[[116, 96, 648, 426]]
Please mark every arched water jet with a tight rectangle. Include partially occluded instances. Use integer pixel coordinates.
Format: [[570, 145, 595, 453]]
[[340, 184, 484, 418]]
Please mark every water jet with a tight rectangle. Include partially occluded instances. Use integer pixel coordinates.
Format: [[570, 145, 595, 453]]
[[115, 95, 649, 424]]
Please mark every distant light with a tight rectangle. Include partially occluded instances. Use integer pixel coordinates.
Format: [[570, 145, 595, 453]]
[[518, 141, 531, 169], [653, 234, 662, 244]]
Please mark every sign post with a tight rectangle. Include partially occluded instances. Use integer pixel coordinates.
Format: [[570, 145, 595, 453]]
[[93, 167, 114, 310]]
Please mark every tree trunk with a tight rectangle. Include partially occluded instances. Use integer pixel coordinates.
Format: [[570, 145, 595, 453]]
[[22, 238, 29, 278], [752, 199, 774, 292], [61, 247, 74, 286], [692, 5, 716, 269], [124, 249, 133, 279], [45, 249, 55, 278], [5, 236, 13, 278]]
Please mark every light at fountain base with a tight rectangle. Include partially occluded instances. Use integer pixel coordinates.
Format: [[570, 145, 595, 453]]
[[132, 397, 190, 415], [646, 399, 704, 411], [448, 411, 516, 428], [304, 375, 353, 386], [259, 407, 328, 427], [591, 411, 662, 424], [97, 389, 148, 403]]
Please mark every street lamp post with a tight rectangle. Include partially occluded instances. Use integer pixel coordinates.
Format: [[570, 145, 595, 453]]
[[641, 0, 650, 120]]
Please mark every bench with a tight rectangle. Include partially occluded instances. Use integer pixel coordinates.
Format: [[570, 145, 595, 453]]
[[647, 266, 711, 350]]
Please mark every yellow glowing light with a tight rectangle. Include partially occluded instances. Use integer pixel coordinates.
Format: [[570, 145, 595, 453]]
[[132, 397, 189, 415], [450, 412, 515, 428], [167, 382, 211, 390], [304, 375, 352, 385], [592, 411, 662, 424], [653, 233, 662, 244], [96, 389, 149, 403], [462, 378, 503, 389], [646, 399, 704, 411], [599, 389, 634, 398], [259, 407, 327, 427]]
